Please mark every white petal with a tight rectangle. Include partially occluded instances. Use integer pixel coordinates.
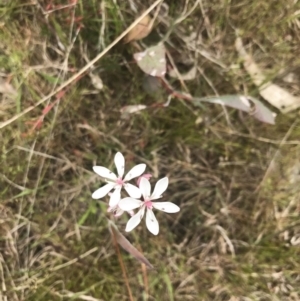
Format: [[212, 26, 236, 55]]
[[139, 177, 151, 199], [114, 152, 125, 178], [151, 177, 168, 200], [125, 207, 145, 232], [124, 163, 146, 181], [152, 202, 180, 213], [146, 209, 159, 235], [128, 210, 135, 216], [109, 186, 121, 207], [93, 166, 117, 181], [92, 183, 114, 199], [118, 197, 142, 211], [124, 183, 142, 198]]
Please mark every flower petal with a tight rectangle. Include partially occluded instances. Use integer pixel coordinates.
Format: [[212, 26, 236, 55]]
[[151, 177, 168, 200], [146, 209, 159, 235], [124, 163, 146, 181], [139, 177, 151, 199], [125, 206, 145, 232], [118, 197, 142, 211], [93, 166, 117, 181], [114, 152, 125, 178], [109, 186, 121, 207], [152, 202, 180, 213], [124, 183, 142, 198], [92, 183, 114, 199], [136, 173, 152, 186]]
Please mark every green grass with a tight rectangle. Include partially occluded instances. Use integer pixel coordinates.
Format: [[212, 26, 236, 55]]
[[1, 0, 300, 300]]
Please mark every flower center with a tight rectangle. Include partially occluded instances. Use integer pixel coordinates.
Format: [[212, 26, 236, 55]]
[[116, 178, 125, 185], [144, 200, 153, 209]]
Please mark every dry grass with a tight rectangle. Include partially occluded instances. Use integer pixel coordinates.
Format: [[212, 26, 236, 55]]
[[1, 0, 300, 300]]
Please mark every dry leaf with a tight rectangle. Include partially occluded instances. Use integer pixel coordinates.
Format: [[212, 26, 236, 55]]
[[124, 13, 152, 43], [88, 72, 103, 90], [121, 104, 147, 115], [108, 221, 153, 269], [134, 43, 166, 77], [236, 37, 300, 113], [0, 77, 17, 117], [192, 95, 276, 125], [0, 78, 17, 98]]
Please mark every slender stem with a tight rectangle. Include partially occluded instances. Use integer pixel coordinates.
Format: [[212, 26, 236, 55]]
[[141, 251, 149, 300], [111, 229, 134, 301], [160, 77, 193, 101]]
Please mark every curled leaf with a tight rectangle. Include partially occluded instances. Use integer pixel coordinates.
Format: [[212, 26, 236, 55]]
[[248, 96, 277, 125], [192, 95, 276, 125], [108, 220, 153, 269], [124, 13, 153, 43], [134, 43, 166, 77]]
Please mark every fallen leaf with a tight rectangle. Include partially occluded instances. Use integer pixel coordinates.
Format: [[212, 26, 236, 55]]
[[134, 43, 166, 77], [193, 95, 250, 112], [248, 96, 277, 125], [89, 72, 103, 90], [236, 37, 300, 113], [192, 95, 276, 125], [108, 220, 153, 269], [121, 104, 147, 114], [0, 78, 17, 98], [124, 13, 152, 43]]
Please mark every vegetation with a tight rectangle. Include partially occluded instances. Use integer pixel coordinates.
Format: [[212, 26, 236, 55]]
[[1, 0, 300, 300]]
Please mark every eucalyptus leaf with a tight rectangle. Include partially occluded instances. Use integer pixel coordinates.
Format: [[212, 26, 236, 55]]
[[248, 96, 277, 125], [134, 43, 166, 77], [192, 95, 276, 125]]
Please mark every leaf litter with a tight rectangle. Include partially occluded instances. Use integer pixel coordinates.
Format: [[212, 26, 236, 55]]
[[235, 36, 300, 113], [108, 220, 153, 269], [124, 12, 153, 43]]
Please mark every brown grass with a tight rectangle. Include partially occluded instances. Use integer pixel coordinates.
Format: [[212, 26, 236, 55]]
[[1, 0, 300, 300]]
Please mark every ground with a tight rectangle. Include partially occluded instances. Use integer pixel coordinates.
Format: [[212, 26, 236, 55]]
[[1, 1, 300, 300]]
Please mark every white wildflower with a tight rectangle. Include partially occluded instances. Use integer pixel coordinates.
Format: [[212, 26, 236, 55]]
[[92, 152, 146, 207], [118, 177, 180, 235]]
